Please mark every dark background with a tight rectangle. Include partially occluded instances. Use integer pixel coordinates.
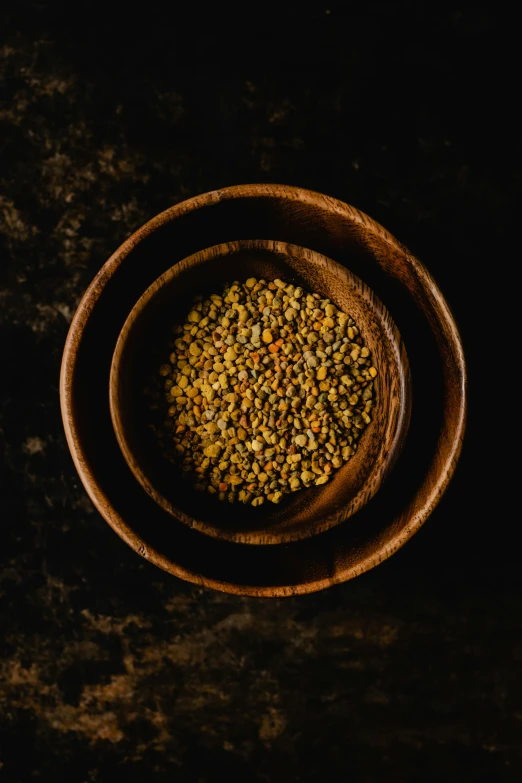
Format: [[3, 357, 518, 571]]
[[0, 3, 518, 781]]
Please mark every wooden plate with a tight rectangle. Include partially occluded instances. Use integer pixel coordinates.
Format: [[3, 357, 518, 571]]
[[60, 184, 466, 596]]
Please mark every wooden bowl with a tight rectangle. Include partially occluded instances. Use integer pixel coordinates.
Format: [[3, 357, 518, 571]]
[[109, 239, 411, 545], [60, 184, 466, 596]]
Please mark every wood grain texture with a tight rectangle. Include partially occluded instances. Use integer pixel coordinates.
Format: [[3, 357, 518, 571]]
[[60, 184, 466, 596], [109, 240, 411, 544]]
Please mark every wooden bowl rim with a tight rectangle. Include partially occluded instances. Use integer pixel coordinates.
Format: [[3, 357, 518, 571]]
[[60, 183, 466, 596], [108, 238, 411, 544]]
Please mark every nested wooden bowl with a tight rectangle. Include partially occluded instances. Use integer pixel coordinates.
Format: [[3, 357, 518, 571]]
[[60, 184, 466, 596], [109, 239, 411, 544]]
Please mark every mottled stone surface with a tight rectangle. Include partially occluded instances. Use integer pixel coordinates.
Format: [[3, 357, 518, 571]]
[[0, 4, 518, 781]]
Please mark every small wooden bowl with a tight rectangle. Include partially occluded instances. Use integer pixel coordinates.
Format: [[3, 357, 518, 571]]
[[109, 240, 411, 545]]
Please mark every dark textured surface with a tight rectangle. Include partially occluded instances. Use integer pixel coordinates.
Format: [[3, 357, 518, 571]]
[[0, 4, 518, 781]]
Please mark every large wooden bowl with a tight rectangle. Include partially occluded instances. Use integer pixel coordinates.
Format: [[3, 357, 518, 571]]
[[60, 184, 466, 596], [109, 239, 410, 544]]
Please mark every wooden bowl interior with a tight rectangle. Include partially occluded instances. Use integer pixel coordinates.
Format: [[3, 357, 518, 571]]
[[110, 241, 410, 544]]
